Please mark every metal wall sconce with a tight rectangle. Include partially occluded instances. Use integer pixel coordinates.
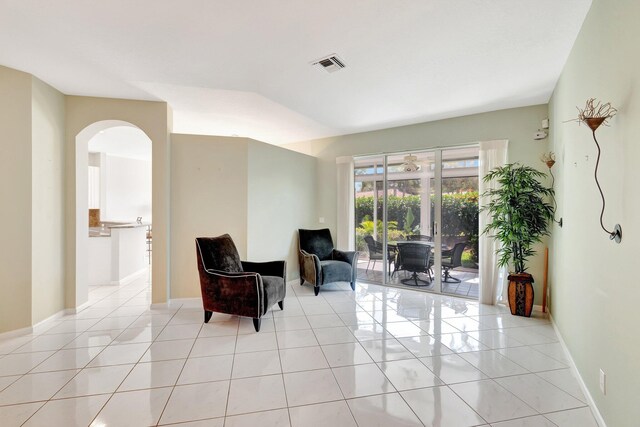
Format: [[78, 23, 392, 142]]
[[571, 98, 622, 243], [541, 152, 563, 227]]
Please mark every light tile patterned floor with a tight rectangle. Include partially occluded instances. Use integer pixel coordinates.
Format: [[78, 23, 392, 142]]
[[0, 272, 599, 426], [357, 261, 480, 299]]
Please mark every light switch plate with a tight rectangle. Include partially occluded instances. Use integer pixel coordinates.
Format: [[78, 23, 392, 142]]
[[319, 217, 325, 224], [599, 369, 606, 395]]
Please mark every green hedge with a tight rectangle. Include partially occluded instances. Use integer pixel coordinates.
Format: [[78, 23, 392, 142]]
[[355, 195, 421, 230], [355, 192, 479, 262]]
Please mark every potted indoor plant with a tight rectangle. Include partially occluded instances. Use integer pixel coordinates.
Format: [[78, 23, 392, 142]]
[[482, 163, 554, 317]]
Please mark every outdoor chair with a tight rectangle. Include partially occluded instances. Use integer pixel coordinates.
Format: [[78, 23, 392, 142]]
[[298, 228, 359, 295], [406, 234, 433, 242], [363, 235, 396, 275], [195, 234, 286, 332], [394, 242, 432, 286], [442, 242, 467, 283]]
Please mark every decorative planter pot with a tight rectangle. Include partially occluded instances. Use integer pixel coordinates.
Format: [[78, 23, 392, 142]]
[[507, 273, 534, 317]]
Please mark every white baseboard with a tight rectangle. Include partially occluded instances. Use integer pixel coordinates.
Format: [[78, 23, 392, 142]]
[[0, 325, 34, 339], [32, 310, 66, 328], [1, 299, 95, 339], [1, 308, 68, 338], [152, 278, 299, 309], [111, 268, 147, 286], [64, 300, 91, 315], [151, 297, 201, 310], [165, 297, 200, 304], [149, 302, 169, 309], [549, 313, 607, 427]]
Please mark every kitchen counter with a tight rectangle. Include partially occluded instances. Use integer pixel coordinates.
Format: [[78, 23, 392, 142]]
[[88, 223, 149, 285], [89, 222, 150, 237]]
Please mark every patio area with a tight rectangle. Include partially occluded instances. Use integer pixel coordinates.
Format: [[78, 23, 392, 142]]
[[357, 258, 479, 299]]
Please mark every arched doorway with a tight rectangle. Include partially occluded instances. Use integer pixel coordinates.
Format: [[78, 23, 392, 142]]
[[75, 120, 153, 307]]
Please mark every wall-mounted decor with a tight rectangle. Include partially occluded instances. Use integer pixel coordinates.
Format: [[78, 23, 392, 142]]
[[540, 152, 563, 227], [570, 98, 622, 243]]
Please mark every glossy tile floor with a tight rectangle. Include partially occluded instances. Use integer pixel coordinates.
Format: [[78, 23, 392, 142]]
[[0, 273, 599, 426], [357, 261, 479, 298]]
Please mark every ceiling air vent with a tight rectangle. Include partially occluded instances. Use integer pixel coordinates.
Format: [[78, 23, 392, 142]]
[[311, 54, 346, 73]]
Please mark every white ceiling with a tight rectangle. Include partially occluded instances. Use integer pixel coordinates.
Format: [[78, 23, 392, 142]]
[[0, 0, 591, 145], [88, 126, 152, 161]]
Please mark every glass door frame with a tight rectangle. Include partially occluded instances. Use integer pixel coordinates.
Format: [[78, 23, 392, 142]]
[[432, 149, 443, 294], [354, 143, 479, 296], [382, 155, 388, 281]]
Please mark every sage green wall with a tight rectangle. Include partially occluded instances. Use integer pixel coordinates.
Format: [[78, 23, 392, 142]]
[[31, 77, 66, 325], [170, 135, 318, 297], [0, 66, 33, 333], [247, 140, 317, 280], [286, 104, 550, 304], [548, 0, 640, 425]]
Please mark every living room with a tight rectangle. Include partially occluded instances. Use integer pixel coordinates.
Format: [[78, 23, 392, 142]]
[[0, 1, 638, 426]]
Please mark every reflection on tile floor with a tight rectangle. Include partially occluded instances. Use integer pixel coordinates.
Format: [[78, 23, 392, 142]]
[[0, 270, 599, 426], [357, 261, 479, 299]]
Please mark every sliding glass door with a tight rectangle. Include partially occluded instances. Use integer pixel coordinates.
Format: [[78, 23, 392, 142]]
[[439, 147, 480, 298], [354, 156, 385, 284], [353, 146, 479, 299]]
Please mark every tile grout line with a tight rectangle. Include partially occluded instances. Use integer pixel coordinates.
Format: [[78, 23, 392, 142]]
[[309, 288, 361, 427], [18, 276, 154, 425], [219, 316, 240, 426], [84, 280, 183, 427], [272, 298, 293, 427], [0, 277, 597, 427], [149, 305, 202, 426], [445, 381, 491, 425]]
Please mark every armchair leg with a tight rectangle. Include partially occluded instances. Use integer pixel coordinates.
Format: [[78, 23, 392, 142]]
[[278, 301, 284, 310], [300, 278, 304, 286], [314, 285, 320, 296], [253, 318, 261, 332], [350, 281, 355, 291], [204, 310, 213, 323]]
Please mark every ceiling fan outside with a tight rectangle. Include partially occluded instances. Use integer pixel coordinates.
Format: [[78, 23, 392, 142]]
[[401, 154, 421, 172]]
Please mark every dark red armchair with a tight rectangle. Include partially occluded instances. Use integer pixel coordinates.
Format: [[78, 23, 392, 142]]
[[195, 234, 286, 332]]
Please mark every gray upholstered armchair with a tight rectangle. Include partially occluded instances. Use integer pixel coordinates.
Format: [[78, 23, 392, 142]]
[[195, 234, 286, 332], [298, 228, 359, 295]]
